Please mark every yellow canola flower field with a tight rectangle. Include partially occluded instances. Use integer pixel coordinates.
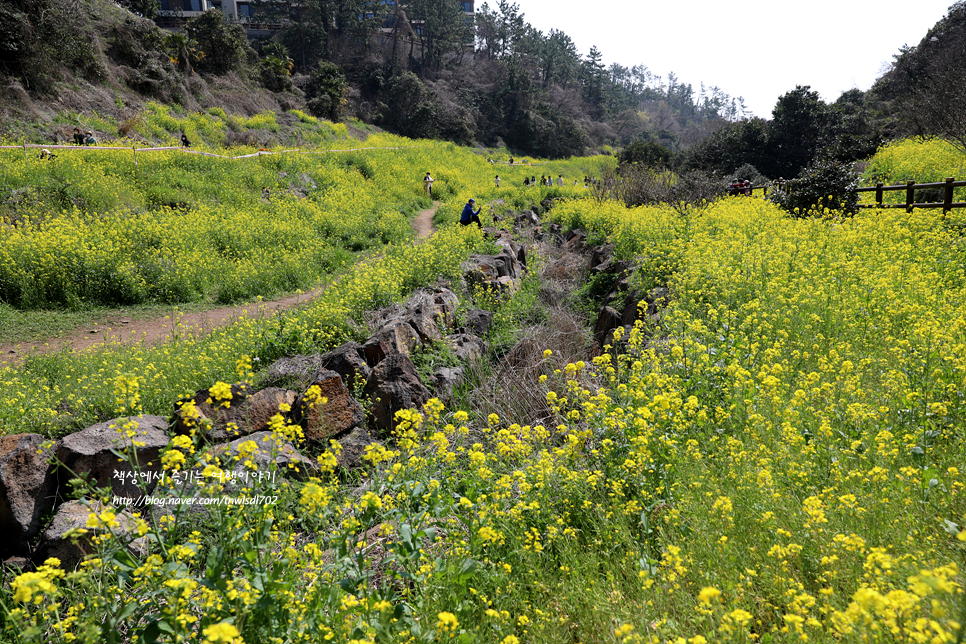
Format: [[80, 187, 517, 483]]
[[2, 137, 964, 644], [0, 134, 609, 434]]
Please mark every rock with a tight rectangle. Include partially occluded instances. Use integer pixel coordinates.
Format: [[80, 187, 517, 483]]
[[563, 229, 587, 253], [464, 309, 494, 336], [463, 252, 520, 288], [594, 306, 623, 348], [265, 344, 371, 390], [361, 339, 392, 367], [366, 320, 422, 357], [366, 302, 407, 331], [173, 382, 250, 435], [292, 371, 365, 443], [588, 244, 614, 270], [174, 385, 297, 442], [406, 287, 460, 330], [495, 238, 527, 270], [2, 556, 31, 572], [37, 500, 148, 569], [515, 210, 541, 228], [541, 222, 566, 247], [0, 434, 58, 556], [333, 426, 380, 471], [566, 227, 587, 242], [57, 415, 169, 501], [407, 307, 443, 342], [444, 333, 487, 362], [316, 342, 371, 390], [590, 258, 632, 277], [363, 354, 432, 437], [211, 431, 317, 481], [620, 289, 644, 326], [432, 366, 465, 398]]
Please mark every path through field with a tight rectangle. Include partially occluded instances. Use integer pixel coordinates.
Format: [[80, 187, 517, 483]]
[[0, 202, 440, 367]]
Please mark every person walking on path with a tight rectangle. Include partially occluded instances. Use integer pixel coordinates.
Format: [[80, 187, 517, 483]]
[[84, 131, 97, 145], [424, 172, 435, 196], [72, 128, 84, 146], [460, 198, 482, 228], [181, 133, 191, 148], [495, 175, 501, 188], [557, 175, 564, 186]]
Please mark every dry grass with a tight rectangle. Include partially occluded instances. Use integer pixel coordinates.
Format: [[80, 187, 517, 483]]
[[461, 241, 597, 428]]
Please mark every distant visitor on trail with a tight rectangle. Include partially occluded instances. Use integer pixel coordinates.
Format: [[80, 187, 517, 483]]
[[181, 133, 191, 148], [460, 198, 482, 228], [495, 175, 500, 188], [424, 172, 434, 196], [84, 131, 96, 146], [72, 128, 84, 146]]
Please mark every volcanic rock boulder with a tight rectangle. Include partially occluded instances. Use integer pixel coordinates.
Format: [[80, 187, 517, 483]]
[[57, 415, 169, 500], [463, 309, 494, 336], [0, 434, 58, 556], [173, 385, 297, 442], [37, 500, 148, 569], [444, 333, 487, 362], [594, 306, 623, 348], [292, 370, 365, 443], [432, 367, 466, 399], [365, 321, 422, 358], [363, 354, 431, 437], [332, 426, 380, 471], [265, 343, 371, 390], [210, 431, 317, 482]]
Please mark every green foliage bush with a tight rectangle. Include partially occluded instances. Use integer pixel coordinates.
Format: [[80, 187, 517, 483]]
[[185, 10, 252, 76], [767, 156, 859, 217], [305, 61, 349, 122], [618, 140, 672, 170]]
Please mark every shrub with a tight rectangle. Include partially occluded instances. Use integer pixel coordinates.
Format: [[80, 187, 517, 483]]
[[767, 156, 858, 217], [304, 62, 349, 122], [618, 140, 672, 170], [184, 10, 252, 76], [613, 166, 725, 212]]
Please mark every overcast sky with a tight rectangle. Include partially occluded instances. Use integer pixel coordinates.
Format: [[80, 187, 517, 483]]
[[511, 0, 956, 118]]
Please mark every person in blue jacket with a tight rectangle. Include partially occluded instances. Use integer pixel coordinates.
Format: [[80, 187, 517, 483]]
[[460, 198, 482, 228]]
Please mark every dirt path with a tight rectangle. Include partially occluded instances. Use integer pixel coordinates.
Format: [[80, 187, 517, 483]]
[[412, 200, 439, 240], [0, 203, 439, 368]]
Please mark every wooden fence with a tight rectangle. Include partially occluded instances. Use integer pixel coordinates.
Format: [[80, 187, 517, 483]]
[[855, 178, 966, 212], [730, 177, 966, 212]]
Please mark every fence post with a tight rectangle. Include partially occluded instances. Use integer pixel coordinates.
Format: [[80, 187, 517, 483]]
[[944, 177, 954, 213], [906, 180, 915, 212], [875, 183, 883, 207], [22, 142, 27, 160]]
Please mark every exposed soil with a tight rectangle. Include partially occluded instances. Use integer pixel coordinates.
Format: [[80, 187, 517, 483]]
[[412, 200, 439, 240], [0, 203, 439, 367]]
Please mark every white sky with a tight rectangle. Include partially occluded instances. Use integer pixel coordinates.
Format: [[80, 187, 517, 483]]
[[511, 0, 956, 118]]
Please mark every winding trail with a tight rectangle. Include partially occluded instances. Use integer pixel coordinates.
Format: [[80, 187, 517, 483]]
[[0, 202, 440, 367]]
